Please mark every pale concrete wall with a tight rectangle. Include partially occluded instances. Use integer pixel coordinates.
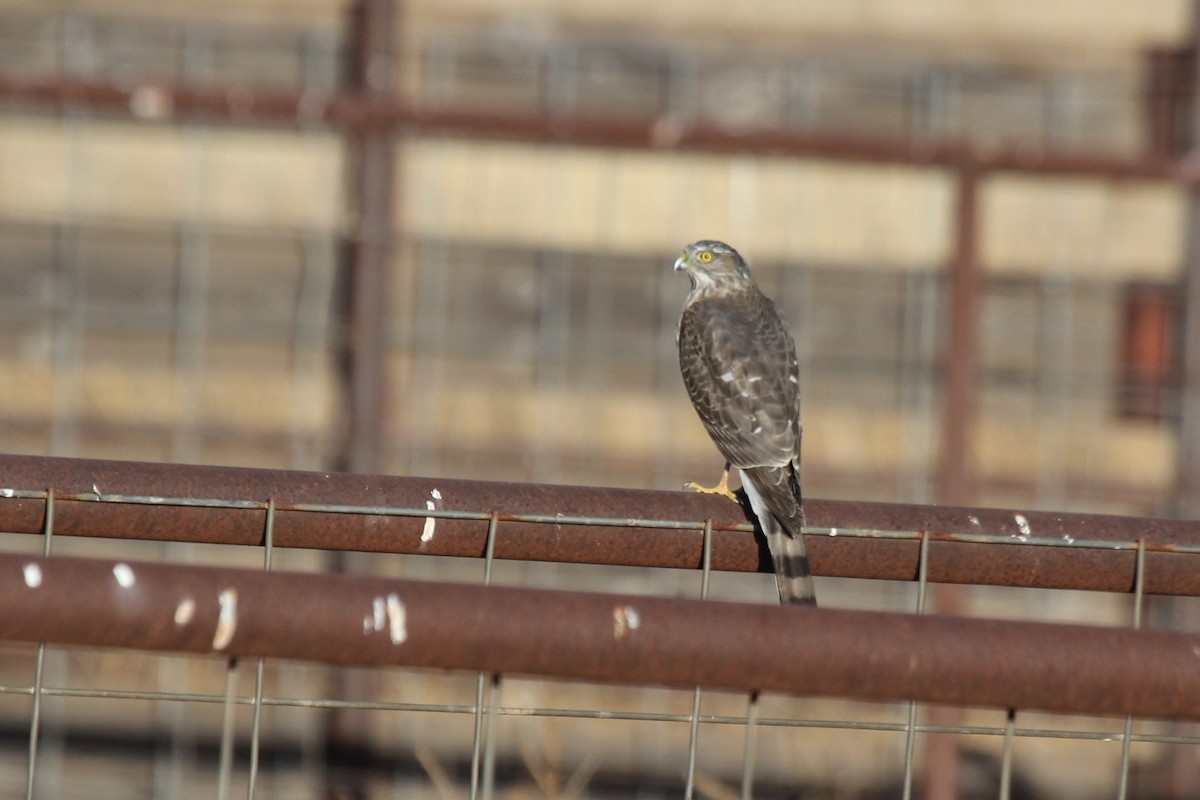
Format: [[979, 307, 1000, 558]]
[[0, 0, 343, 25], [983, 176, 1185, 280], [9, 0, 1186, 52], [406, 0, 1191, 56], [399, 138, 1184, 280], [400, 138, 954, 267], [2, 121, 1182, 281], [0, 117, 343, 228], [0, 121, 937, 266]]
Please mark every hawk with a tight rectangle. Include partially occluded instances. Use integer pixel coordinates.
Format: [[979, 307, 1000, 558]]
[[674, 240, 815, 606]]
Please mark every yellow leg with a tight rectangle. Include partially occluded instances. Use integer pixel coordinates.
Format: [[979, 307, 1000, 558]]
[[684, 464, 738, 503]]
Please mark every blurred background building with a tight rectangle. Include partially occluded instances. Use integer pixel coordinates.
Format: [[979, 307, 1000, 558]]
[[1, 0, 1200, 797]]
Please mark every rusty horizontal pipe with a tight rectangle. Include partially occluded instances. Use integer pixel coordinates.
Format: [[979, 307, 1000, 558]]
[[2, 550, 1200, 721], [0, 72, 1191, 183], [3, 455, 1200, 595]]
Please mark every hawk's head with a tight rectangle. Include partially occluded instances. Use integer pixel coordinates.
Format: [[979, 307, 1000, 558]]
[[673, 240, 751, 291]]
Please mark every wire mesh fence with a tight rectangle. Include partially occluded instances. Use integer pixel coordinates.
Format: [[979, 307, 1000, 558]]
[[0, 454, 1199, 798]]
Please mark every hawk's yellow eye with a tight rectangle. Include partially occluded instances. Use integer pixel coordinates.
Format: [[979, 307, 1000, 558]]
[[698, 250, 714, 263]]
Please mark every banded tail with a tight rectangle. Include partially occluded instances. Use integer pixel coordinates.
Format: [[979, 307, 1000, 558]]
[[739, 467, 816, 605]]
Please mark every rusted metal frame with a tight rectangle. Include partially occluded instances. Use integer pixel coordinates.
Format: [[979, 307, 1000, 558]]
[[1179, 0, 1200, 521], [9, 455, 1200, 593], [335, 0, 397, 476], [937, 163, 980, 507], [926, 158, 980, 800], [334, 137, 394, 473], [328, 2, 400, 793], [5, 551, 1200, 722], [1161, 9, 1200, 790], [0, 72, 1193, 183], [1178, 200, 1200, 524]]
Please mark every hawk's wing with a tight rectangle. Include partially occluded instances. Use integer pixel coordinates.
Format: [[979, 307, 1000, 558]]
[[677, 287, 801, 475]]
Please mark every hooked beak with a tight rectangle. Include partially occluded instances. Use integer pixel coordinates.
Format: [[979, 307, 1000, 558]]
[[673, 253, 687, 272]]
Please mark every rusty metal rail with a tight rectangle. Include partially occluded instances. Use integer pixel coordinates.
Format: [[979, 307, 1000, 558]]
[[0, 72, 1192, 183], [2, 455, 1200, 594], [3, 549, 1200, 721]]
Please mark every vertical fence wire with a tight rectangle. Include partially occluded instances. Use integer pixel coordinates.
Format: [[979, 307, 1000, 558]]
[[1116, 539, 1147, 800], [291, 235, 336, 470], [901, 531, 932, 800], [471, 514, 501, 800], [25, 488, 54, 800], [247, 498, 276, 800], [684, 519, 715, 800], [900, 269, 941, 502], [999, 708, 1016, 800], [217, 659, 239, 800], [51, 86, 86, 460], [480, 674, 501, 800], [738, 520, 762, 800], [740, 691, 760, 800]]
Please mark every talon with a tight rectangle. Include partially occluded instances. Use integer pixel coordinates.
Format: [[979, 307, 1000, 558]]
[[684, 469, 739, 503]]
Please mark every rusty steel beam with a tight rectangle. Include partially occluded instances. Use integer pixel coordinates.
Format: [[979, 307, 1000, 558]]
[[334, 0, 398, 476], [927, 160, 981, 800], [2, 550, 1200, 721], [1162, 14, 1200, 791], [3, 455, 1200, 595], [330, 1, 401, 787], [1178, 23, 1200, 523], [0, 72, 1191, 182], [937, 165, 981, 508]]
